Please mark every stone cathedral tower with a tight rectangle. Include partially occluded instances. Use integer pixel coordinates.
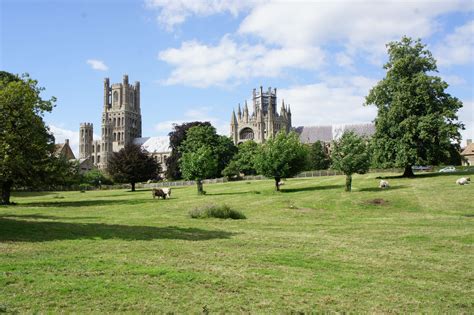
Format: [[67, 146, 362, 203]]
[[230, 86, 291, 144], [79, 75, 142, 170]]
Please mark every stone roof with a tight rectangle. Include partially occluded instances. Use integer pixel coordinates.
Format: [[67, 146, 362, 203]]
[[54, 140, 76, 160], [294, 126, 333, 143], [133, 136, 170, 153], [334, 123, 375, 139], [461, 143, 474, 156]]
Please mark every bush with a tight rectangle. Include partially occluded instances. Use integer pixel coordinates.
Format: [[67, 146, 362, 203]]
[[189, 204, 246, 220]]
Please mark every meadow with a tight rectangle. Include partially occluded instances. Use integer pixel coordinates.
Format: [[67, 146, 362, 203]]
[[1, 172, 473, 313]]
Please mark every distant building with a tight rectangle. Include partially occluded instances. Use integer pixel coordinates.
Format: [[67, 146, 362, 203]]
[[230, 86, 292, 144], [79, 75, 170, 173], [54, 139, 75, 160], [461, 139, 474, 166]]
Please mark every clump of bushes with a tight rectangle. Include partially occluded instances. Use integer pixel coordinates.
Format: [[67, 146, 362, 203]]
[[189, 204, 246, 220]]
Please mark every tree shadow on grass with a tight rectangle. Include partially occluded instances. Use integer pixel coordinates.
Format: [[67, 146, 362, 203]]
[[0, 214, 99, 220], [206, 191, 261, 196], [0, 218, 236, 242], [281, 184, 344, 193], [358, 185, 408, 192], [378, 170, 474, 180], [15, 198, 160, 208]]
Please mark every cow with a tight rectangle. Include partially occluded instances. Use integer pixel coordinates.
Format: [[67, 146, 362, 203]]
[[456, 177, 471, 185], [162, 188, 172, 198], [379, 180, 390, 189], [152, 188, 167, 199]]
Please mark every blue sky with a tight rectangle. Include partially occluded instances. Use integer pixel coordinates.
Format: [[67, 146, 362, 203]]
[[1, 0, 473, 155]]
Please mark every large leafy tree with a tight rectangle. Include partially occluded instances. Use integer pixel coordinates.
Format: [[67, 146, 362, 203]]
[[0, 72, 56, 204], [309, 140, 331, 170], [107, 144, 159, 191], [180, 146, 218, 195], [254, 131, 309, 191], [331, 131, 370, 192], [166, 121, 212, 180], [365, 37, 464, 177], [222, 140, 259, 178]]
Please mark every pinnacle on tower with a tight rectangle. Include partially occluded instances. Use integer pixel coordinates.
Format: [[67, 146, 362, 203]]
[[231, 109, 237, 125]]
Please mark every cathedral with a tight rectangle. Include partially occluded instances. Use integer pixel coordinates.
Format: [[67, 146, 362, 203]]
[[79, 75, 170, 171], [230, 86, 292, 144]]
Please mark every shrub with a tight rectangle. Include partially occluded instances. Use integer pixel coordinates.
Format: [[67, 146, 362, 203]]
[[189, 204, 246, 220]]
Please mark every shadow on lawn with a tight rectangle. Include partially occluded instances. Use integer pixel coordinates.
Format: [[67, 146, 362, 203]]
[[281, 184, 344, 193], [16, 198, 159, 208], [0, 217, 236, 242]]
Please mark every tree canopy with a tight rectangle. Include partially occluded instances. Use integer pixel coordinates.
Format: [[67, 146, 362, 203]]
[[222, 140, 259, 178], [365, 36, 464, 177], [179, 125, 235, 194], [0, 72, 57, 204], [254, 131, 308, 191], [309, 140, 331, 170], [166, 121, 211, 180], [331, 131, 370, 192], [107, 144, 160, 191]]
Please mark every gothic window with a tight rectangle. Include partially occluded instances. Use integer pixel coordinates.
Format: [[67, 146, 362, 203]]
[[240, 128, 254, 140], [92, 146, 94, 153], [97, 156, 100, 163], [113, 91, 118, 104], [118, 117, 120, 126], [113, 118, 116, 126], [97, 144, 100, 152], [130, 92, 134, 108], [113, 133, 116, 141]]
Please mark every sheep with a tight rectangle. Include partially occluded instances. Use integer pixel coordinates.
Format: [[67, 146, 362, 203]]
[[456, 177, 471, 185], [379, 180, 390, 189]]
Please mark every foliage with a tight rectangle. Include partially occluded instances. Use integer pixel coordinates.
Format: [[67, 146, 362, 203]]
[[166, 121, 212, 180], [254, 131, 309, 190], [331, 131, 370, 191], [179, 125, 236, 194], [365, 36, 464, 177], [81, 169, 113, 187], [309, 140, 331, 170], [0, 72, 56, 204], [223, 140, 259, 177], [189, 204, 246, 219], [107, 144, 159, 191]]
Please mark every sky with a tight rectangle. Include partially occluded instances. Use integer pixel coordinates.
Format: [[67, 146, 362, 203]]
[[1, 0, 473, 156]]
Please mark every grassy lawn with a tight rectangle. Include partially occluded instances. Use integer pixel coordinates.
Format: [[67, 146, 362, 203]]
[[1, 172, 473, 313]]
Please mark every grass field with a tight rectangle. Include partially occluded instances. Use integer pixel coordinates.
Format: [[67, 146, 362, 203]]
[[1, 172, 473, 313]]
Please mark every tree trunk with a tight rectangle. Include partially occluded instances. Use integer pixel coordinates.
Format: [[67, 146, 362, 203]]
[[197, 179, 204, 195], [345, 174, 352, 192], [1, 181, 12, 205], [402, 165, 415, 178], [275, 177, 281, 191], [131, 182, 136, 192]]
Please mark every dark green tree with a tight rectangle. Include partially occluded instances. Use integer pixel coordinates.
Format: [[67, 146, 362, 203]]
[[254, 131, 309, 191], [309, 140, 331, 170], [222, 140, 259, 178], [365, 36, 464, 177], [180, 146, 218, 195], [107, 144, 160, 191], [331, 131, 370, 192], [0, 72, 56, 204], [166, 121, 211, 180]]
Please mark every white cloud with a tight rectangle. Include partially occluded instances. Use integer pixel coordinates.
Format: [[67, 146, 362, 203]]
[[154, 106, 229, 135], [158, 35, 324, 87], [458, 100, 474, 143], [279, 76, 378, 127], [441, 74, 467, 86], [435, 20, 474, 67], [145, 0, 260, 30], [86, 59, 109, 71]]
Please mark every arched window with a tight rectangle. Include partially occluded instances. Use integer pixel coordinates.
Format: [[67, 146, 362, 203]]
[[113, 133, 116, 141], [113, 91, 118, 104], [240, 128, 254, 140], [130, 92, 134, 108]]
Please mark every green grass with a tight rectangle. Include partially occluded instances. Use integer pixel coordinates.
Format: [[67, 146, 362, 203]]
[[1, 172, 473, 313], [189, 204, 246, 219]]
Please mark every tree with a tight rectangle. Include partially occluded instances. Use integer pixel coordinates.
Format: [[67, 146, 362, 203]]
[[309, 140, 331, 170], [0, 72, 56, 204], [166, 121, 212, 180], [365, 37, 464, 177], [254, 131, 309, 191], [178, 125, 236, 194], [107, 144, 159, 191], [180, 146, 218, 195], [331, 131, 370, 192]]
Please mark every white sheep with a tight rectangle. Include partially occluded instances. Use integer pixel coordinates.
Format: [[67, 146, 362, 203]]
[[379, 180, 390, 189], [456, 177, 471, 185]]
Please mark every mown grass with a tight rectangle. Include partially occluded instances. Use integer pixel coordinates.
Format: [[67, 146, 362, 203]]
[[0, 172, 473, 313]]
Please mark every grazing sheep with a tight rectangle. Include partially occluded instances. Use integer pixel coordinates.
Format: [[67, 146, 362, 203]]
[[379, 180, 390, 189], [456, 177, 471, 185], [277, 180, 285, 187], [152, 188, 167, 199]]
